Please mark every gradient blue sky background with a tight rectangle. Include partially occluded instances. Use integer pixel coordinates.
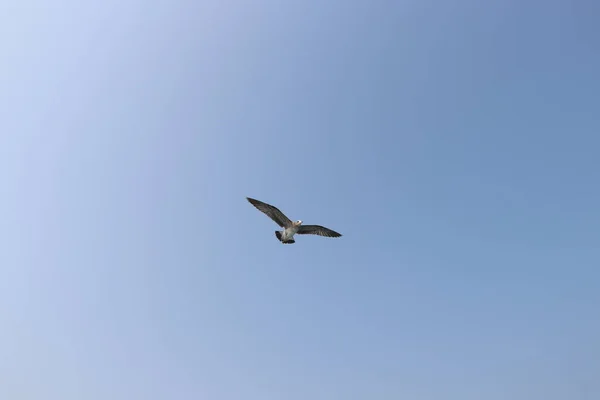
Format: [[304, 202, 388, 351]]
[[2, 1, 599, 399]]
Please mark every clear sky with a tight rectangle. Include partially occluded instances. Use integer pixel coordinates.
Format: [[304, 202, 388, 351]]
[[2, 1, 599, 399]]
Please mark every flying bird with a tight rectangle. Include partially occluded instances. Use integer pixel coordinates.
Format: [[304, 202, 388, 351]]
[[246, 197, 342, 244]]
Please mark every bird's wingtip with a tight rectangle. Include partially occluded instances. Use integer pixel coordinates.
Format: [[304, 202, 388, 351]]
[[246, 197, 260, 206]]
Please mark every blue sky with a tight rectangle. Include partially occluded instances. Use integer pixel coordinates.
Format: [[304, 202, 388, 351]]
[[2, 1, 599, 399]]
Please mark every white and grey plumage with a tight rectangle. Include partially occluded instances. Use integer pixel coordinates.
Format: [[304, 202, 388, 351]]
[[246, 197, 342, 244]]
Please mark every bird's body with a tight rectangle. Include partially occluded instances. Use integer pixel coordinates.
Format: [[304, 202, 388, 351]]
[[246, 197, 342, 244], [278, 226, 299, 243]]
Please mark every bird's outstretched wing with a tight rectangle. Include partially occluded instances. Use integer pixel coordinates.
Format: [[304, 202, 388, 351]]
[[246, 197, 293, 228], [296, 225, 342, 238]]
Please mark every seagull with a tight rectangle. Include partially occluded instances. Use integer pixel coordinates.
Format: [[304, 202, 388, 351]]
[[246, 197, 342, 244]]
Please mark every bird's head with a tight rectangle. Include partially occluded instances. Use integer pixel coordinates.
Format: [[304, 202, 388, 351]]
[[295, 220, 303, 225]]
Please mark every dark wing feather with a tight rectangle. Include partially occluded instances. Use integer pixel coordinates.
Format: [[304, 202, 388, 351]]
[[246, 197, 293, 228], [296, 225, 342, 238]]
